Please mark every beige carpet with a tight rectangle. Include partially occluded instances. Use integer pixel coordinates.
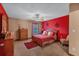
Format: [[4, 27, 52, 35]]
[[14, 39, 69, 56]]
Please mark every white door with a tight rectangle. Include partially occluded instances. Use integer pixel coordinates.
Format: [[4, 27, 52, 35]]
[[69, 10, 79, 55]]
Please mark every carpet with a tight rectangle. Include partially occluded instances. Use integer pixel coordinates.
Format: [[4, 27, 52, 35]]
[[24, 41, 38, 49]]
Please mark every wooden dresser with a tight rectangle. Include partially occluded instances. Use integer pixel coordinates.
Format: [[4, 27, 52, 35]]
[[0, 13, 2, 33], [0, 39, 13, 56], [17, 28, 28, 40]]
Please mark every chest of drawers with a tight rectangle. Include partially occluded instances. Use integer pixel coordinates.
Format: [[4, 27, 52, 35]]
[[0, 39, 13, 56]]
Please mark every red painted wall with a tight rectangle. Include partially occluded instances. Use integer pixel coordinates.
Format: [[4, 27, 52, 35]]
[[42, 15, 69, 40], [0, 3, 8, 18]]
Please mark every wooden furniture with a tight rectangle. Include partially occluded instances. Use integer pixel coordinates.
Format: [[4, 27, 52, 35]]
[[0, 39, 13, 56], [0, 40, 4, 56], [17, 28, 28, 40], [4, 39, 13, 56], [32, 35, 55, 47], [0, 13, 2, 33]]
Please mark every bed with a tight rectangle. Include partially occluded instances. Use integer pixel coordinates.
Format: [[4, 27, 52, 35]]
[[32, 30, 57, 47]]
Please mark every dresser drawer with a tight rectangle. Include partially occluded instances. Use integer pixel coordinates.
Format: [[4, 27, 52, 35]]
[[0, 40, 5, 56]]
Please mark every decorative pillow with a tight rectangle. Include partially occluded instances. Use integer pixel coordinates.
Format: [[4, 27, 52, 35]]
[[47, 32, 54, 36], [42, 31, 48, 35]]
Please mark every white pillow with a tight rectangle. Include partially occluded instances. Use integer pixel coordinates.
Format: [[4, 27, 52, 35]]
[[47, 32, 51, 36], [42, 31, 47, 35]]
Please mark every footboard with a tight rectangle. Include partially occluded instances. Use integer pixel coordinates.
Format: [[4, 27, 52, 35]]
[[32, 36, 55, 47]]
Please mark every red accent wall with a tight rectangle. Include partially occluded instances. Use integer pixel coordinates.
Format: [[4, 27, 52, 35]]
[[0, 3, 8, 18], [42, 15, 69, 40]]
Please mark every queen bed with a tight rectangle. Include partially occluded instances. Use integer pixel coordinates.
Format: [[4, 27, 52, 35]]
[[32, 30, 57, 47]]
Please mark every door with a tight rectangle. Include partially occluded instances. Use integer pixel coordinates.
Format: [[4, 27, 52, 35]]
[[69, 10, 79, 55]]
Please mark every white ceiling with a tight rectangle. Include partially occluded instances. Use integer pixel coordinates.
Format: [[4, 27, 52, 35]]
[[2, 3, 69, 20]]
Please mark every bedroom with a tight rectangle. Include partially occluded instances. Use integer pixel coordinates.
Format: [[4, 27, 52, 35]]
[[0, 3, 69, 56]]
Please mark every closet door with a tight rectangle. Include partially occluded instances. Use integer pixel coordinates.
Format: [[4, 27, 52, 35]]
[[69, 10, 79, 55]]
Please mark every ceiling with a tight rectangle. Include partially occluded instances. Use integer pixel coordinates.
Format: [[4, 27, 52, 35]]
[[2, 3, 69, 20]]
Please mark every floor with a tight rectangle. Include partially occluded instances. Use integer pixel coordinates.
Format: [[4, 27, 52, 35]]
[[14, 39, 69, 56]]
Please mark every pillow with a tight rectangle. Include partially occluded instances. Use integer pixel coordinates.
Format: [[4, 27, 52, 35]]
[[42, 31, 48, 35], [47, 32, 51, 36], [47, 32, 54, 36]]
